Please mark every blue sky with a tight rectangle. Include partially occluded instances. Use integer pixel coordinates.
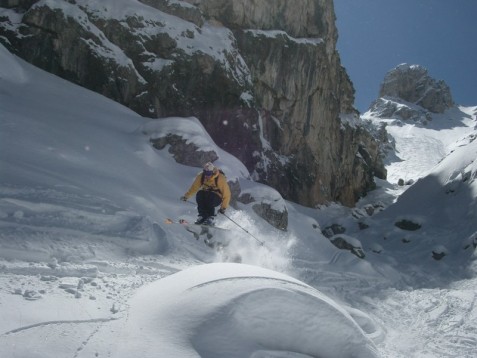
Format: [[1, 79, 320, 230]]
[[334, 0, 477, 112]]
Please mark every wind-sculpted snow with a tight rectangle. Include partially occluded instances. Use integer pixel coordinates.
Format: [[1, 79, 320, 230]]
[[117, 263, 380, 358]]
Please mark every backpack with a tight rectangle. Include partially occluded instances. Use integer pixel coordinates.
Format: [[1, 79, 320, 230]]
[[201, 169, 225, 186]]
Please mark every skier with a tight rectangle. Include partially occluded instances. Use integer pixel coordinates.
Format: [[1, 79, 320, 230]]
[[181, 162, 231, 225]]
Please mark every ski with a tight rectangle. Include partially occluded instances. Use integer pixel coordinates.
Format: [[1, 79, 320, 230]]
[[164, 217, 228, 247], [164, 218, 241, 262], [164, 218, 228, 232]]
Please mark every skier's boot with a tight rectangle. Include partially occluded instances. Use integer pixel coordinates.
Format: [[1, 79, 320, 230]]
[[195, 216, 206, 225], [202, 216, 215, 226]]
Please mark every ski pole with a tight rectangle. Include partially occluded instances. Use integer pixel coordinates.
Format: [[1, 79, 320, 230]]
[[181, 199, 196, 207], [181, 198, 192, 204], [222, 212, 265, 246]]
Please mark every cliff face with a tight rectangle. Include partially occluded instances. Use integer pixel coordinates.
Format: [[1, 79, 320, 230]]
[[0, 0, 385, 207]]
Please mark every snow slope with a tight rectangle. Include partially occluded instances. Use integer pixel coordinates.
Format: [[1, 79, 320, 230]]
[[363, 104, 476, 185], [1, 44, 477, 358], [354, 104, 477, 281]]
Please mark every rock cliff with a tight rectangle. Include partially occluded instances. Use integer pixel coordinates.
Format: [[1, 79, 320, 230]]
[[370, 63, 454, 120], [0, 0, 385, 207]]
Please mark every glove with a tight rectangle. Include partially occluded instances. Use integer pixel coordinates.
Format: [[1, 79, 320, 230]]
[[218, 207, 226, 214], [180, 196, 188, 202]]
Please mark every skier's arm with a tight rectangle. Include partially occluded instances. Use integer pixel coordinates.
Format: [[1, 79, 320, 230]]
[[218, 175, 231, 209], [183, 174, 202, 199]]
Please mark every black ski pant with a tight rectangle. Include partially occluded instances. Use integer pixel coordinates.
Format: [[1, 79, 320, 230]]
[[196, 190, 222, 218]]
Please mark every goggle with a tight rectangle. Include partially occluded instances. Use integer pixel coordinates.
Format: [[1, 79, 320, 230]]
[[203, 170, 214, 176]]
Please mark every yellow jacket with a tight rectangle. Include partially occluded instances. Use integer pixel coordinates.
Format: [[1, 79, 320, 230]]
[[184, 169, 231, 210]]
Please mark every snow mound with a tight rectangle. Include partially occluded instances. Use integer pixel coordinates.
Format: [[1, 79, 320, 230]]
[[118, 263, 380, 358]]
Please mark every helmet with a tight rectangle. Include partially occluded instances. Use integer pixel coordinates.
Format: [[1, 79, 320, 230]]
[[203, 162, 216, 176], [203, 162, 215, 171]]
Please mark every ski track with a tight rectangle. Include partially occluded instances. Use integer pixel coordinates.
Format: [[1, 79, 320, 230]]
[[0, 186, 198, 356], [0, 264, 176, 357], [1, 317, 117, 336], [288, 258, 477, 358], [361, 280, 477, 358], [0, 318, 121, 358]]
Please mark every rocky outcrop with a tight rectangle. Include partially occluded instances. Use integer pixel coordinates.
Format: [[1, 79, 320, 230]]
[[1, 0, 385, 207], [322, 224, 346, 238], [150, 134, 218, 167], [463, 231, 477, 251], [374, 63, 454, 116], [237, 183, 288, 231], [369, 97, 434, 124], [367, 64, 456, 134], [329, 235, 365, 259], [252, 202, 288, 231]]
